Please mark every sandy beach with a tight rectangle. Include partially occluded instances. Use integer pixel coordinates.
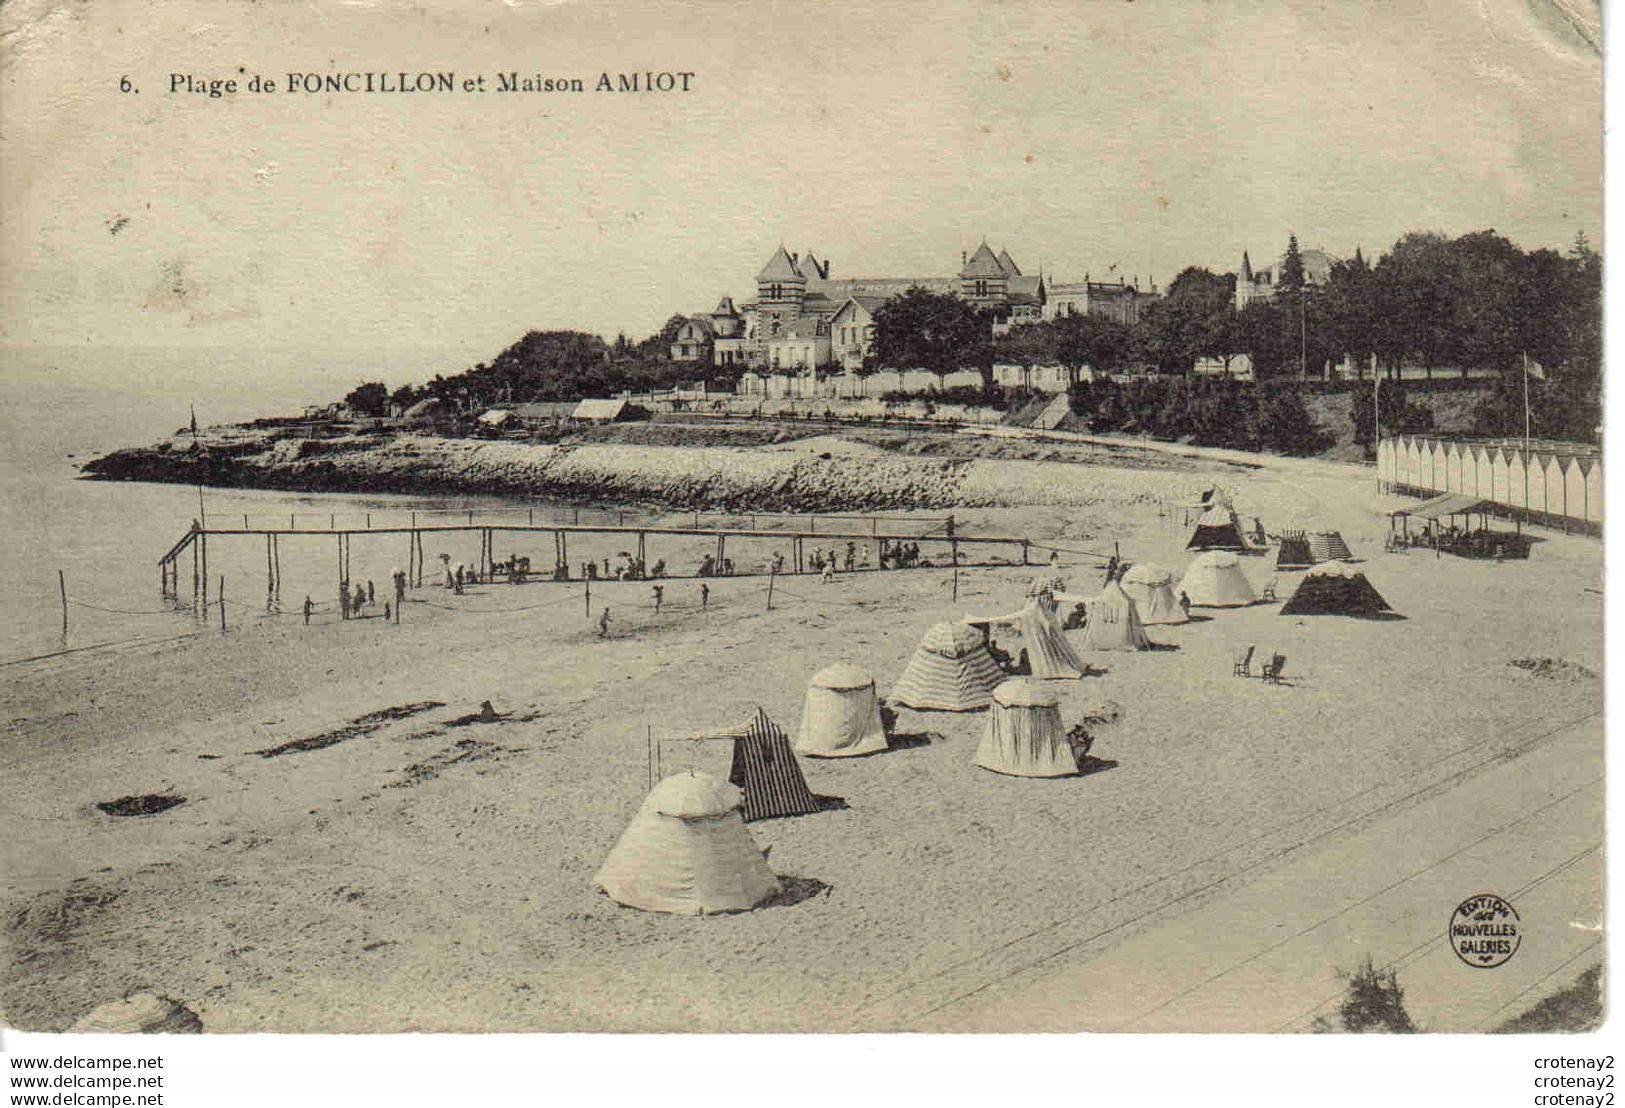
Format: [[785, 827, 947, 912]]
[[0, 443, 1602, 1033]]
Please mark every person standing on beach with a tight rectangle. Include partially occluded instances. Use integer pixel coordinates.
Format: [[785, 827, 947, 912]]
[[353, 582, 366, 615], [304, 595, 313, 625], [598, 608, 611, 637], [340, 585, 350, 620], [701, 583, 709, 609], [652, 584, 663, 613], [392, 567, 406, 609], [366, 580, 375, 606]]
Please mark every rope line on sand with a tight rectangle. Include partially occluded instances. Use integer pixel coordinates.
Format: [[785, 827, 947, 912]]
[[1023, 541, 1115, 563], [67, 599, 189, 616]]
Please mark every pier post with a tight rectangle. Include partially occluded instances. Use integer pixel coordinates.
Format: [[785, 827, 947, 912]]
[[266, 534, 274, 611], [584, 575, 591, 617], [337, 534, 345, 619], [201, 532, 209, 617], [59, 570, 67, 637], [192, 536, 199, 614], [767, 565, 775, 611], [219, 576, 226, 632]]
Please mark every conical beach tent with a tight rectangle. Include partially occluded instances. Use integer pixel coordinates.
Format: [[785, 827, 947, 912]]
[[1279, 561, 1393, 617], [1179, 551, 1255, 608], [1186, 505, 1247, 551], [594, 771, 779, 915], [891, 621, 1005, 711], [724, 707, 822, 821], [1276, 532, 1314, 569], [69, 994, 204, 1034], [796, 663, 889, 758], [1077, 580, 1151, 651], [1307, 531, 1353, 563], [1011, 592, 1088, 678], [975, 679, 1078, 778], [1119, 562, 1187, 625]]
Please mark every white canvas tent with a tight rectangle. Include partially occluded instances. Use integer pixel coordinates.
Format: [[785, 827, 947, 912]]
[[975, 679, 1078, 778], [796, 663, 889, 757], [1076, 580, 1152, 651], [594, 771, 779, 915], [1179, 551, 1255, 608], [968, 590, 1087, 679], [890, 621, 1005, 711], [1119, 562, 1187, 625]]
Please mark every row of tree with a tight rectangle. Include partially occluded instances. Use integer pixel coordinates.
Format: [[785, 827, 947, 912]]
[[343, 228, 1601, 445]]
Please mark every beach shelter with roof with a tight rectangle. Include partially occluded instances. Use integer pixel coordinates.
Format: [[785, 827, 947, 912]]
[[1186, 505, 1248, 551], [890, 621, 1005, 711], [1179, 551, 1256, 608], [796, 663, 889, 758], [1279, 561, 1393, 617], [975, 679, 1079, 778], [720, 708, 822, 821], [1119, 562, 1187, 625], [1076, 580, 1152, 651], [1276, 531, 1314, 569], [594, 771, 779, 915]]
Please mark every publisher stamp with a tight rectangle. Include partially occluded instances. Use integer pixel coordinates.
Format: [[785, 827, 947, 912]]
[[1450, 893, 1521, 968]]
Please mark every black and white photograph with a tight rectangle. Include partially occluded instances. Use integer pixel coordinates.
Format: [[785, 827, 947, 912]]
[[0, 0, 1610, 1100]]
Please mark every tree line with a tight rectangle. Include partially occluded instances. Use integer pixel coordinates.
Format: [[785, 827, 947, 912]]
[[343, 227, 1600, 446]]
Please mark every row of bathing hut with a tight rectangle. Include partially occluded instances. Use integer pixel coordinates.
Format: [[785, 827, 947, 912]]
[[1377, 435, 1602, 533]]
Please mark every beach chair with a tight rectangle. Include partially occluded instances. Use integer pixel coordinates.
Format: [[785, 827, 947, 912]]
[[1261, 653, 1287, 684], [1261, 576, 1278, 601], [1232, 643, 1255, 678]]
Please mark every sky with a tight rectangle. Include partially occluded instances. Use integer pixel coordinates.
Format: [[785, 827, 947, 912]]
[[0, 0, 1603, 392]]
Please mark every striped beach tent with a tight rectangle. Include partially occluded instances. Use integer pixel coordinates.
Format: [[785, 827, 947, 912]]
[[1275, 531, 1314, 569], [725, 707, 822, 821], [891, 621, 1005, 711], [1307, 531, 1352, 563]]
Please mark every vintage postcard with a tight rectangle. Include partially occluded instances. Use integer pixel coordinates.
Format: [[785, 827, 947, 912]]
[[0, 0, 1605, 1060]]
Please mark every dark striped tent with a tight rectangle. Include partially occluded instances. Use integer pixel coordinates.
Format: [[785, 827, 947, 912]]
[[726, 708, 822, 822], [1276, 531, 1314, 569]]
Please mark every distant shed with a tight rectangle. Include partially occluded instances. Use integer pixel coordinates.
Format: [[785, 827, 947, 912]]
[[572, 397, 640, 423]]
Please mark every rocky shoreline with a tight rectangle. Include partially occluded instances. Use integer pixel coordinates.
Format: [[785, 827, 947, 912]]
[[81, 427, 1194, 513]]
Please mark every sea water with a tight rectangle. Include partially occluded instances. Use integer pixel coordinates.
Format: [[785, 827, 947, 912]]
[[0, 346, 547, 665]]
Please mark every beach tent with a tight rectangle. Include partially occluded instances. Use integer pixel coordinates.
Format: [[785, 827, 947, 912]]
[[722, 708, 822, 821], [69, 994, 203, 1034], [1279, 561, 1393, 617], [1307, 531, 1353, 563], [594, 771, 779, 915], [970, 590, 1088, 680], [975, 679, 1079, 778], [1076, 580, 1152, 651], [1119, 562, 1187, 625], [890, 621, 1005, 711], [1179, 551, 1256, 608], [1276, 532, 1314, 569], [1185, 505, 1248, 551], [796, 663, 889, 758]]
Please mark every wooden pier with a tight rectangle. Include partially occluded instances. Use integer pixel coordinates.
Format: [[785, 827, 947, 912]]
[[157, 513, 1033, 614]]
